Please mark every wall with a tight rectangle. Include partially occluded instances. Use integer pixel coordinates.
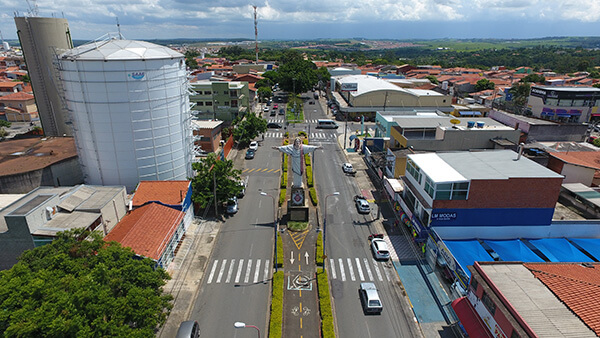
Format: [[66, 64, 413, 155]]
[[0, 158, 83, 194], [405, 128, 520, 152], [352, 90, 451, 108], [560, 164, 594, 186], [528, 124, 588, 142], [98, 189, 127, 235], [435, 220, 600, 240]]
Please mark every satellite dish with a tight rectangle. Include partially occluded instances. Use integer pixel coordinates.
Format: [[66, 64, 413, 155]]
[[450, 119, 461, 125]]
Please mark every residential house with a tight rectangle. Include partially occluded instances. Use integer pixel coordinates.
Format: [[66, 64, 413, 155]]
[[547, 151, 600, 187], [131, 180, 194, 229], [191, 120, 223, 154], [190, 80, 250, 121], [0, 91, 38, 122]]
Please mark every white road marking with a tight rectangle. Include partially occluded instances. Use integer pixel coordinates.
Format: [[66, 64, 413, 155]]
[[263, 260, 270, 281], [372, 259, 384, 281], [235, 259, 244, 283], [207, 260, 218, 284], [355, 258, 365, 281], [216, 259, 227, 283], [347, 258, 355, 281], [225, 259, 235, 283], [339, 258, 346, 281], [253, 259, 261, 283], [244, 259, 253, 284], [363, 258, 374, 281], [329, 259, 337, 279]]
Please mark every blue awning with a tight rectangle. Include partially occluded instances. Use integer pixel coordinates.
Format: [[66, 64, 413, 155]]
[[568, 109, 582, 116], [569, 238, 600, 261], [542, 107, 554, 113], [527, 238, 593, 262], [555, 108, 570, 117], [444, 240, 494, 277], [459, 111, 482, 116], [484, 240, 544, 262]]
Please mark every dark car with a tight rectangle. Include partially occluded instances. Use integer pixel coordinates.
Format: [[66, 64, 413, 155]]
[[278, 108, 285, 115], [267, 122, 282, 129], [245, 149, 255, 159]]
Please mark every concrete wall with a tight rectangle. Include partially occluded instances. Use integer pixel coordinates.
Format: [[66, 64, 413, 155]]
[[0, 158, 83, 194], [561, 164, 594, 186], [403, 128, 520, 152], [0, 216, 34, 270], [528, 124, 587, 142], [98, 189, 127, 235], [352, 90, 451, 108]]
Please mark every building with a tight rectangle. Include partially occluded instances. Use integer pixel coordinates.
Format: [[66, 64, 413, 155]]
[[190, 80, 249, 121], [398, 150, 564, 240], [104, 202, 185, 268], [489, 110, 588, 143], [58, 38, 193, 192], [0, 137, 83, 194], [131, 180, 194, 229], [0, 91, 38, 122], [453, 261, 600, 338], [0, 184, 127, 270], [191, 120, 223, 154], [527, 86, 600, 123], [14, 16, 73, 137], [0, 81, 24, 96], [547, 151, 600, 187]]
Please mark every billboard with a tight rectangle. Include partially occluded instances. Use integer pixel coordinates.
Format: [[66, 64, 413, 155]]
[[340, 83, 358, 92]]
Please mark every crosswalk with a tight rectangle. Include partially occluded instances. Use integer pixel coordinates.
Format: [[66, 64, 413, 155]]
[[328, 257, 395, 282], [263, 132, 337, 140], [206, 258, 271, 285], [266, 119, 329, 124]]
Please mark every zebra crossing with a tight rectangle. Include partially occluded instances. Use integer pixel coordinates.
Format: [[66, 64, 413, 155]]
[[328, 257, 395, 283], [206, 258, 271, 285], [266, 119, 331, 124], [263, 132, 337, 140]]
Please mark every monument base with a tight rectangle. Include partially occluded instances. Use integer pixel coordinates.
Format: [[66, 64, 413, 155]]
[[288, 187, 308, 222]]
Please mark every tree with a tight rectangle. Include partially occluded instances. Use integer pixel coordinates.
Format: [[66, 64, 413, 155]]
[[276, 50, 318, 94], [255, 78, 272, 89], [594, 137, 600, 148], [191, 153, 242, 210], [257, 86, 272, 103], [0, 120, 11, 128], [232, 112, 267, 145], [0, 229, 172, 337], [425, 75, 439, 84], [509, 82, 531, 112], [521, 73, 546, 84], [475, 78, 495, 92]]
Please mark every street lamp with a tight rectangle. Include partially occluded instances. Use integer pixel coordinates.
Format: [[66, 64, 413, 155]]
[[260, 191, 278, 272], [323, 192, 340, 255], [234, 322, 260, 338]]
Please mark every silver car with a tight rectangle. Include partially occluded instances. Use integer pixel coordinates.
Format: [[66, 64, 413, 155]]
[[226, 196, 238, 214], [359, 282, 383, 314], [371, 238, 390, 261]]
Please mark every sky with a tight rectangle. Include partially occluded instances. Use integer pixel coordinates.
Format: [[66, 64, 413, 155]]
[[2, 0, 600, 41]]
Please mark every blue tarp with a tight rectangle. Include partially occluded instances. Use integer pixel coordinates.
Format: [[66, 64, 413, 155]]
[[569, 238, 600, 261], [528, 238, 592, 262], [484, 240, 544, 262], [445, 240, 493, 277]]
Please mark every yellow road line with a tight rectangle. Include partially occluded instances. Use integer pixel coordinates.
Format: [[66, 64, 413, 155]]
[[300, 318, 303, 329]]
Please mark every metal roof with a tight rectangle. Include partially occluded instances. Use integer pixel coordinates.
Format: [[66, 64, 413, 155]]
[[60, 38, 183, 61]]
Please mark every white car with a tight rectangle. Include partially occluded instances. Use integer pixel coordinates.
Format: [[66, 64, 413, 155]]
[[249, 141, 258, 151], [359, 282, 383, 314], [342, 163, 354, 174], [370, 238, 390, 261], [263, 106, 269, 112], [354, 195, 370, 214], [226, 196, 238, 214]]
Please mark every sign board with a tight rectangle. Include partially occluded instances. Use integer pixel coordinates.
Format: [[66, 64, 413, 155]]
[[340, 83, 358, 92], [431, 212, 457, 221]]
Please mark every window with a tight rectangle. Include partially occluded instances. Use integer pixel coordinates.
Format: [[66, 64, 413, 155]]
[[196, 102, 204, 106], [406, 158, 422, 184], [433, 181, 469, 200], [481, 292, 496, 316], [223, 91, 228, 94], [231, 99, 238, 108], [424, 176, 434, 198], [435, 183, 452, 200], [558, 99, 572, 107], [572, 99, 584, 106], [404, 189, 416, 211], [546, 98, 558, 106], [229, 90, 238, 97], [470, 277, 479, 292], [205, 101, 212, 106], [224, 101, 230, 106], [203, 91, 212, 95], [452, 182, 469, 200]]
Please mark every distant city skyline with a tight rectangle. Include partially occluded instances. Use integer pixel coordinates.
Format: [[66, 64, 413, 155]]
[[2, 1, 600, 42]]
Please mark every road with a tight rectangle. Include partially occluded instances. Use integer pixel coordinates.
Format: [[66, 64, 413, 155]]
[[190, 133, 282, 337]]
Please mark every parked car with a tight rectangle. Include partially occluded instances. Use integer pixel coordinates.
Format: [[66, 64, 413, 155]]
[[226, 196, 238, 214], [267, 122, 282, 129], [270, 110, 276, 116], [245, 149, 255, 159], [176, 320, 200, 338], [342, 163, 355, 174], [237, 178, 247, 197], [309, 101, 315, 105], [263, 106, 269, 112], [354, 195, 370, 214], [279, 108, 285, 115], [273, 104, 278, 109], [249, 141, 258, 151], [358, 283, 383, 314], [369, 234, 390, 261]]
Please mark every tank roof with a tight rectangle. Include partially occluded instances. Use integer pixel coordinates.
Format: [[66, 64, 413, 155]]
[[60, 38, 183, 61]]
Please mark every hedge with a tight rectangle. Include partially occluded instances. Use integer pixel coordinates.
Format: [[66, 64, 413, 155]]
[[282, 154, 288, 172], [304, 153, 311, 166], [281, 171, 287, 188], [279, 188, 286, 206], [285, 132, 289, 138], [309, 187, 318, 206], [284, 139, 289, 145], [302, 139, 308, 145], [316, 231, 324, 267], [276, 229, 284, 269], [317, 268, 335, 338], [298, 131, 307, 137], [269, 271, 285, 338], [306, 166, 314, 187]]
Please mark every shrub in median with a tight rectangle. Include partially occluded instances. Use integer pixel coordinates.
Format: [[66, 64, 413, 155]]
[[304, 153, 311, 166], [281, 171, 287, 188], [279, 188, 286, 206], [298, 131, 307, 137], [316, 231, 324, 266], [317, 268, 335, 338], [269, 270, 284, 338], [276, 231, 284, 269], [282, 154, 288, 172], [309, 187, 318, 206], [306, 166, 314, 187]]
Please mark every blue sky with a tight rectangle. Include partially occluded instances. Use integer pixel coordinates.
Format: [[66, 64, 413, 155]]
[[2, 0, 600, 41]]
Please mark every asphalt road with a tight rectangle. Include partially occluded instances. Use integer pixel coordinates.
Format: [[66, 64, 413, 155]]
[[190, 135, 282, 337]]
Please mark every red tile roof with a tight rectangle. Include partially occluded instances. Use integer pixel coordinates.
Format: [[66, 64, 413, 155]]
[[0, 91, 34, 101], [549, 151, 600, 170], [105, 203, 184, 260], [524, 263, 600, 336], [132, 180, 190, 207]]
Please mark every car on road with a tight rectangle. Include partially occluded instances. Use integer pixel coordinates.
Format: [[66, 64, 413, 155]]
[[342, 163, 355, 174], [278, 108, 285, 115], [245, 149, 255, 159], [176, 320, 200, 338], [226, 196, 238, 214], [354, 195, 370, 214], [358, 282, 383, 314], [369, 234, 390, 261], [267, 122, 282, 129], [273, 103, 278, 109], [263, 106, 269, 112], [249, 141, 258, 151], [270, 110, 276, 116]]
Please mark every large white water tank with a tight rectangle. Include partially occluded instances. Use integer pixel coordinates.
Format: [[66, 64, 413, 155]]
[[59, 38, 192, 191]]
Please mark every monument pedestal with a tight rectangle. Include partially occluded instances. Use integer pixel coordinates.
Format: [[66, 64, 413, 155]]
[[288, 187, 309, 222]]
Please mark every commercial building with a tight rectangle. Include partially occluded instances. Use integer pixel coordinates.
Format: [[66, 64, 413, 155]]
[[191, 120, 223, 154], [190, 80, 249, 121], [489, 110, 588, 143], [58, 38, 193, 192], [527, 85, 600, 123], [14, 16, 73, 136]]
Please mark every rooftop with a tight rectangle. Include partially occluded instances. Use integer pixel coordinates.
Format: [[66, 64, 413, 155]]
[[191, 120, 223, 129], [60, 38, 183, 61], [549, 151, 600, 170], [132, 180, 190, 207], [533, 85, 600, 93], [0, 137, 78, 176]]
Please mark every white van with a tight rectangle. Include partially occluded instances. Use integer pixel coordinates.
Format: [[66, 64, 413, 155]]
[[317, 119, 338, 129]]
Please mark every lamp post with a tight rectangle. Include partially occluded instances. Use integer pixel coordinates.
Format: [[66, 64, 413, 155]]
[[260, 191, 278, 272], [234, 322, 260, 338], [323, 192, 340, 255]]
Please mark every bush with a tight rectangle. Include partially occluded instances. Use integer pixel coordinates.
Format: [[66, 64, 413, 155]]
[[282, 154, 288, 172], [316, 231, 324, 266], [284, 139, 289, 145], [279, 188, 286, 206], [285, 131, 289, 138], [309, 187, 318, 206], [269, 271, 284, 338], [306, 166, 313, 187], [304, 153, 311, 166], [276, 231, 284, 269], [317, 268, 335, 338], [298, 131, 307, 137], [302, 139, 308, 145], [281, 171, 287, 188]]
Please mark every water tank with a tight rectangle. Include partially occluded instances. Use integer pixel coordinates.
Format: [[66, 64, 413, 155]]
[[2, 41, 9, 51], [476, 121, 485, 128], [59, 38, 192, 191], [467, 121, 475, 128]]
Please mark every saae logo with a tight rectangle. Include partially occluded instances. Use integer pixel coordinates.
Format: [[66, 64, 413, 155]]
[[128, 72, 145, 80]]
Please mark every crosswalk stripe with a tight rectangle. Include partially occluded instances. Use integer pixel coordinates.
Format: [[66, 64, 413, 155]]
[[372, 259, 384, 282], [253, 259, 261, 283], [216, 259, 227, 283], [363, 258, 374, 281], [339, 258, 346, 282], [244, 259, 253, 284], [263, 259, 270, 281], [329, 259, 337, 279], [355, 258, 365, 281], [235, 259, 244, 284], [207, 260, 218, 284], [347, 258, 355, 281], [225, 259, 235, 284]]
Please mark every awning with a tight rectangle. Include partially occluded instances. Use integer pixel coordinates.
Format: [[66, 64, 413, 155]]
[[555, 109, 570, 117], [592, 113, 600, 117], [542, 107, 554, 113], [568, 109, 582, 116], [451, 297, 493, 338], [458, 111, 482, 116]]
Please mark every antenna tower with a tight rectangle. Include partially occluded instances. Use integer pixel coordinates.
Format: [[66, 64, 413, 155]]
[[253, 5, 258, 64], [116, 17, 122, 39]]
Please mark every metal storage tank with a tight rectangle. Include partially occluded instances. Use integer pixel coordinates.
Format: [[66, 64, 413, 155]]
[[58, 37, 192, 191]]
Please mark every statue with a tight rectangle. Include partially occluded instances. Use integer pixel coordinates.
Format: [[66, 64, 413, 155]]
[[273, 137, 322, 188]]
